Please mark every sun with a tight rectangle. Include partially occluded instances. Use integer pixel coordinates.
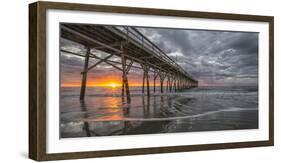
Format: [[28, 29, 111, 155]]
[[108, 83, 118, 88]]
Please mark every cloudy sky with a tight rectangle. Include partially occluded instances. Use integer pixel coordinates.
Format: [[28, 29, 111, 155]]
[[61, 26, 258, 87]]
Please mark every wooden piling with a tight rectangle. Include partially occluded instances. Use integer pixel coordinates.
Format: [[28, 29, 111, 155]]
[[80, 47, 91, 101], [170, 77, 172, 92], [159, 72, 166, 93], [141, 64, 150, 96], [121, 44, 131, 103], [142, 70, 145, 94], [160, 80, 164, 93], [173, 78, 176, 92], [153, 72, 157, 93], [146, 70, 150, 96], [125, 76, 130, 102], [166, 76, 169, 92], [176, 78, 179, 91], [121, 77, 124, 97]]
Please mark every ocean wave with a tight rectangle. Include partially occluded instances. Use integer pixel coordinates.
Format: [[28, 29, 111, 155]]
[[80, 107, 257, 122]]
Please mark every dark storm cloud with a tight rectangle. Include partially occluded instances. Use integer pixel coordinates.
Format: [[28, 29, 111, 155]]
[[138, 28, 193, 55], [137, 27, 258, 86]]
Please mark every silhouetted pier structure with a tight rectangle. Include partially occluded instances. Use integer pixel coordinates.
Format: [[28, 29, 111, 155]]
[[60, 24, 198, 103]]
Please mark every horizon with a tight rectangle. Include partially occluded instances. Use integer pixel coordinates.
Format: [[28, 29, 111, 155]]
[[60, 84, 258, 88]]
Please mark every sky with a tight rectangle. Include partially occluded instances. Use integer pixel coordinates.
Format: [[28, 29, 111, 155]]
[[60, 25, 258, 87]]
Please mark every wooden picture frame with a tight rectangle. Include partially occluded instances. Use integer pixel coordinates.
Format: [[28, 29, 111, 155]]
[[29, 1, 274, 161]]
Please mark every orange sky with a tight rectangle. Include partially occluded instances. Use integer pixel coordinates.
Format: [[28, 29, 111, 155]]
[[61, 77, 162, 87]]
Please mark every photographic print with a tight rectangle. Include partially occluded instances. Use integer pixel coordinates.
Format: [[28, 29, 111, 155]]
[[29, 2, 273, 160], [60, 24, 259, 138]]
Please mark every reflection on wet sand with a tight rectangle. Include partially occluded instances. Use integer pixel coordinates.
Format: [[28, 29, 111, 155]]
[[80, 101, 91, 136], [79, 95, 159, 136]]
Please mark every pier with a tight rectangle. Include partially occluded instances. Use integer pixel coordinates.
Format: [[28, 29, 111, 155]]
[[60, 24, 198, 103]]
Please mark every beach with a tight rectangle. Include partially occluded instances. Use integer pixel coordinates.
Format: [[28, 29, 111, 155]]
[[60, 86, 258, 138]]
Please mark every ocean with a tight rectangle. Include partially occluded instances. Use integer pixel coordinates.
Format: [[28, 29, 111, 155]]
[[60, 86, 258, 138]]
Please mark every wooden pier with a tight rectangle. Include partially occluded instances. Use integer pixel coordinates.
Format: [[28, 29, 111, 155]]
[[60, 24, 198, 103]]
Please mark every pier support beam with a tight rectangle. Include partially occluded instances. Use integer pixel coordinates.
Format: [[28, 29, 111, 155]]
[[166, 75, 170, 92], [169, 77, 173, 92], [122, 79, 125, 97], [121, 44, 131, 103], [142, 70, 145, 94], [80, 47, 91, 101], [146, 70, 150, 96], [180, 78, 183, 90], [173, 78, 176, 92], [179, 77, 182, 90], [153, 71, 159, 93], [141, 64, 150, 96], [177, 78, 180, 91], [159, 72, 166, 93]]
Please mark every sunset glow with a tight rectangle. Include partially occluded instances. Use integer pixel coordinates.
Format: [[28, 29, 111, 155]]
[[61, 78, 162, 87], [61, 81, 162, 87], [108, 83, 118, 88]]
